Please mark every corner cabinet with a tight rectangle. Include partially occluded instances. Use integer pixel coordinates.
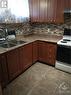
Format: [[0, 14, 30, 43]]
[[29, 0, 64, 23], [32, 41, 38, 63], [38, 41, 57, 66]]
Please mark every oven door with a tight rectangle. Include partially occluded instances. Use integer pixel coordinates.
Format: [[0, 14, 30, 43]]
[[56, 45, 71, 64]]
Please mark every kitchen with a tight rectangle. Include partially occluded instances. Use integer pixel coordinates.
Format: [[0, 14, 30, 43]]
[[0, 0, 71, 95]]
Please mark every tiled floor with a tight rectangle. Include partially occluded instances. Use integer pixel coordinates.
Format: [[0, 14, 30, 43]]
[[3, 62, 71, 95]]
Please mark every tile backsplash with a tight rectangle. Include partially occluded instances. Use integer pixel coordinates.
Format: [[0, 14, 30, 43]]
[[0, 20, 71, 37]]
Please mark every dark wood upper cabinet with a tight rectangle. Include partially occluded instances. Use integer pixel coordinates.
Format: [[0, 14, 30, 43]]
[[64, 0, 71, 9], [39, 0, 46, 22], [46, 43, 57, 65], [56, 0, 64, 23], [29, 0, 64, 23], [29, 0, 40, 22]]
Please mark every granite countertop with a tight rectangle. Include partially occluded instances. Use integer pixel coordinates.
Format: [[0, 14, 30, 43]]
[[0, 34, 63, 54]]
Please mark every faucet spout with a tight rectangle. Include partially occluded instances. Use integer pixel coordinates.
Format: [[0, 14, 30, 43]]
[[5, 28, 8, 41]]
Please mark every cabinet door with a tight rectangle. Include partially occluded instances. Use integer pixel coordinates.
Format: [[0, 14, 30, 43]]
[[64, 0, 71, 9], [38, 41, 48, 62], [39, 0, 47, 22], [32, 41, 38, 63], [19, 43, 32, 72], [23, 43, 32, 70], [47, 43, 57, 65], [29, 0, 39, 22], [6, 48, 20, 81], [19, 47, 24, 72], [56, 0, 64, 23], [0, 54, 8, 88], [47, 0, 54, 23], [52, 0, 57, 23], [38, 41, 57, 66]]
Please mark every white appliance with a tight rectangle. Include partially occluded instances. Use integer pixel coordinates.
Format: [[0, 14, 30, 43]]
[[55, 28, 71, 73]]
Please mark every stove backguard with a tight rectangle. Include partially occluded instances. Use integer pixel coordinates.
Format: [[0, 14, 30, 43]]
[[64, 28, 71, 36]]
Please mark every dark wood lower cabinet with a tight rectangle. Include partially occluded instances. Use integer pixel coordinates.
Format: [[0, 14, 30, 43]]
[[0, 54, 8, 88], [38, 41, 48, 63], [47, 43, 57, 65], [6, 48, 20, 81], [23, 43, 33, 69], [38, 41, 57, 66], [0, 40, 57, 88], [32, 41, 38, 63], [19, 43, 33, 72]]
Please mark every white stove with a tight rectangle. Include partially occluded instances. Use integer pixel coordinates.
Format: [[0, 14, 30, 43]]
[[57, 36, 71, 47], [55, 28, 71, 73]]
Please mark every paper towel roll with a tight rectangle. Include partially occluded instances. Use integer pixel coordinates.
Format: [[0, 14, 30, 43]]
[[7, 35, 16, 40]]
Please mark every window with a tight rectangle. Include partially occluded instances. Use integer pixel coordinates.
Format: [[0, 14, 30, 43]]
[[0, 0, 29, 23]]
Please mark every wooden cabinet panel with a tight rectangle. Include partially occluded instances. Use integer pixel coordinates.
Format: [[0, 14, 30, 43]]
[[29, 0, 39, 22], [19, 44, 32, 72], [29, 0, 64, 23], [47, 43, 57, 65], [70, 0, 71, 8], [64, 0, 71, 9], [47, 0, 54, 23], [0, 54, 8, 88], [38, 41, 57, 66], [38, 41, 48, 63], [6, 48, 20, 81], [22, 43, 33, 70], [32, 41, 38, 63], [56, 0, 64, 23], [39, 0, 46, 22], [19, 43, 33, 72]]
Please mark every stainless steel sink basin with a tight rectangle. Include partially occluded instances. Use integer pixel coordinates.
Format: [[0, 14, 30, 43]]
[[0, 40, 26, 48], [0, 42, 16, 48], [10, 40, 26, 45]]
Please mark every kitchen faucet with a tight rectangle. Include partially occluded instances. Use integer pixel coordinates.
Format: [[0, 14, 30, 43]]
[[0, 28, 8, 41], [5, 28, 8, 41]]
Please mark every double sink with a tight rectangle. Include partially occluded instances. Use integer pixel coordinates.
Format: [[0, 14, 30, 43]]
[[0, 40, 26, 48]]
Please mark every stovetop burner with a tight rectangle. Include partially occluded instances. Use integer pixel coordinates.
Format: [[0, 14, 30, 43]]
[[63, 39, 71, 41], [61, 41, 67, 43]]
